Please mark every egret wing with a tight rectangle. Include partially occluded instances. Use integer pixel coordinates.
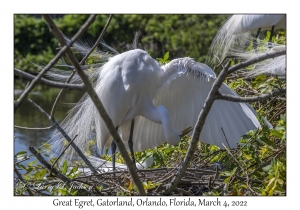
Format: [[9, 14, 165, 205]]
[[129, 64, 260, 152]]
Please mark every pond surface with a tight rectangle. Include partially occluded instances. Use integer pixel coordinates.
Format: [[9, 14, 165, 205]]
[[14, 78, 85, 155]]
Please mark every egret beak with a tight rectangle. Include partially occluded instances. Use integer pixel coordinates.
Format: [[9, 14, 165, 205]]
[[179, 126, 193, 138]]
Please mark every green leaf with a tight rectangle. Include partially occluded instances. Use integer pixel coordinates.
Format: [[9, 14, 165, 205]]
[[67, 165, 78, 177], [270, 130, 283, 138], [262, 164, 271, 172], [26, 167, 33, 174], [254, 74, 267, 82], [33, 169, 47, 180], [163, 52, 169, 61], [15, 150, 27, 157], [18, 164, 27, 171], [260, 137, 277, 150], [62, 160, 68, 175]]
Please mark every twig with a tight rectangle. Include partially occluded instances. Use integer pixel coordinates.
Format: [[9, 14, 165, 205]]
[[14, 167, 34, 196], [43, 15, 146, 196], [249, 146, 286, 176], [213, 56, 233, 70], [228, 50, 286, 74], [221, 127, 230, 148], [14, 15, 97, 111], [14, 68, 84, 90], [215, 88, 286, 103], [211, 165, 219, 188], [208, 175, 212, 191], [222, 143, 258, 195], [164, 61, 231, 194], [269, 104, 286, 121], [28, 98, 98, 174], [50, 14, 113, 120], [223, 129, 260, 168], [222, 143, 245, 174], [50, 135, 78, 176], [176, 187, 193, 196], [28, 146, 94, 195], [14, 124, 55, 131]]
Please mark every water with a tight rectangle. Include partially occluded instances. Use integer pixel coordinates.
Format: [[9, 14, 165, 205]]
[[14, 79, 84, 156]]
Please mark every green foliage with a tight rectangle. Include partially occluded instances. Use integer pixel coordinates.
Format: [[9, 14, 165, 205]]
[[156, 51, 170, 64], [14, 14, 228, 72], [14, 15, 286, 196]]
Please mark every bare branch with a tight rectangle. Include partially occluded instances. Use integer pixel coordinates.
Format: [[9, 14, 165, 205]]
[[28, 146, 94, 196], [28, 98, 98, 174], [14, 15, 97, 111], [43, 15, 146, 196], [14, 68, 84, 90], [14, 125, 55, 130], [14, 167, 34, 196], [164, 62, 231, 194], [50, 14, 113, 120], [228, 50, 286, 74], [50, 135, 78, 176], [216, 88, 286, 103]]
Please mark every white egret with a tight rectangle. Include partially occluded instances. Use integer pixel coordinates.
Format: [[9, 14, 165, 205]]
[[207, 14, 286, 76], [48, 45, 261, 170]]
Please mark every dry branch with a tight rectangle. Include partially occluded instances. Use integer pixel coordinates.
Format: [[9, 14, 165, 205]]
[[42, 15, 146, 196], [14, 68, 84, 90], [14, 15, 97, 111], [28, 146, 94, 196], [50, 14, 113, 119], [164, 62, 231, 194], [28, 98, 98, 174], [216, 88, 286, 103]]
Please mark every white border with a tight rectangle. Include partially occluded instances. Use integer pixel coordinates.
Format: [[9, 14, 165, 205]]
[[4, 1, 298, 209]]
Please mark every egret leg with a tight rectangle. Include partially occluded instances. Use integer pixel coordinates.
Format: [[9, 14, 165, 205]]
[[128, 119, 136, 167], [268, 25, 275, 49], [111, 126, 118, 174], [254, 27, 261, 53]]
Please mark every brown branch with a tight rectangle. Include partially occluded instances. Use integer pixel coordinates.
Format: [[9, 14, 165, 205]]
[[28, 98, 98, 174], [50, 135, 78, 176], [164, 62, 231, 194], [14, 15, 97, 111], [228, 50, 286, 74], [50, 14, 113, 120], [43, 15, 146, 196], [216, 88, 286, 103], [28, 146, 94, 196], [14, 68, 84, 90], [14, 124, 55, 131], [14, 167, 34, 196]]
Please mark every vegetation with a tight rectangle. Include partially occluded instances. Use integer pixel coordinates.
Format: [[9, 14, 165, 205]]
[[14, 14, 286, 196], [14, 14, 228, 72]]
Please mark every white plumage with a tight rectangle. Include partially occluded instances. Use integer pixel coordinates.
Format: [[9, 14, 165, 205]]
[[49, 47, 261, 167], [207, 14, 286, 76]]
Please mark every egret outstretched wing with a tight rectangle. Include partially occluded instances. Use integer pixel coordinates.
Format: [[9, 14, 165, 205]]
[[126, 62, 260, 152]]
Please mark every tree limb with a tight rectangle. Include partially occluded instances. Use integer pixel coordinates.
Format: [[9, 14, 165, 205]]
[[164, 62, 231, 194], [215, 88, 286, 103], [228, 50, 286, 74], [14, 68, 84, 90], [14, 15, 97, 111], [28, 146, 94, 196], [14, 125, 55, 131], [28, 98, 98, 175], [43, 15, 146, 196], [50, 14, 113, 120]]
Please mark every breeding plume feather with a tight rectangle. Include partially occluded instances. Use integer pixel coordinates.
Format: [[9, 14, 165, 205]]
[[207, 14, 286, 76], [47, 35, 261, 170]]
